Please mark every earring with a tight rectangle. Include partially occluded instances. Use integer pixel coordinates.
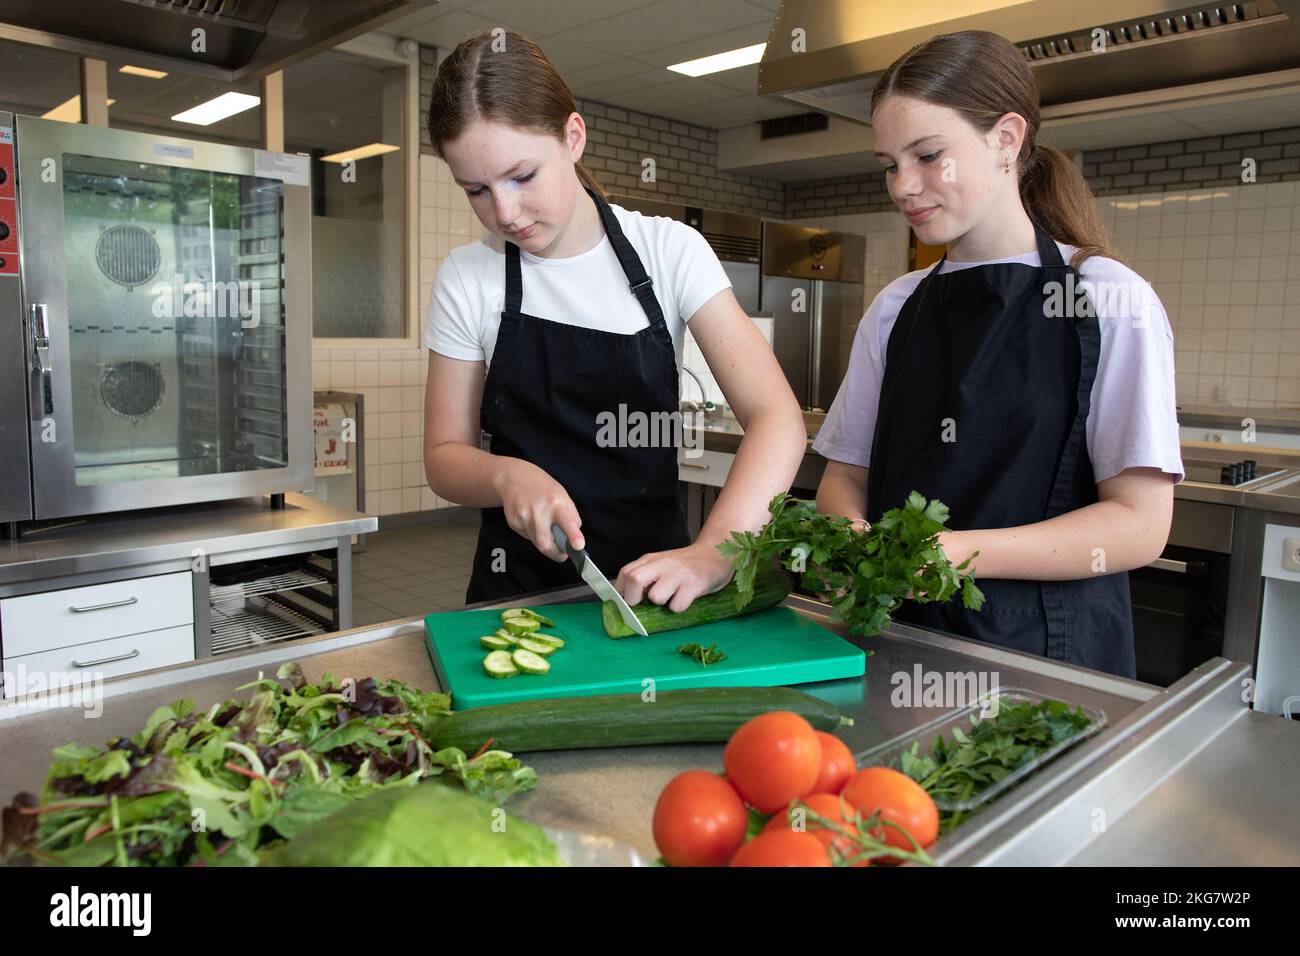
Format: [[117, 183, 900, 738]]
[[1003, 153, 1012, 175]]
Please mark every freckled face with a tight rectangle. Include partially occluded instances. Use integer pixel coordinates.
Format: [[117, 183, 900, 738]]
[[873, 95, 1008, 247], [441, 118, 583, 257]]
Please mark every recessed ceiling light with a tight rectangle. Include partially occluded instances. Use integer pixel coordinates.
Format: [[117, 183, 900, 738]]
[[320, 143, 401, 163], [42, 95, 116, 123], [171, 92, 260, 126], [120, 65, 169, 79], [667, 42, 766, 78]]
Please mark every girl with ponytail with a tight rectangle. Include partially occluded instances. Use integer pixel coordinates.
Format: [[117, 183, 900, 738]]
[[813, 30, 1183, 677], [423, 30, 805, 608]]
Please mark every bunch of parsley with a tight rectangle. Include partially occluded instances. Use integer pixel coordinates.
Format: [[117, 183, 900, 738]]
[[719, 491, 985, 637]]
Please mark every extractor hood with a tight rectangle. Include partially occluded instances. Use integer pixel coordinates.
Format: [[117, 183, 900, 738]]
[[759, 0, 1300, 124], [0, 0, 437, 82]]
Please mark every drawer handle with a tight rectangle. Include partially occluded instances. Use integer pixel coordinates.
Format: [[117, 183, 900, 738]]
[[71, 648, 140, 668], [680, 462, 710, 471], [68, 596, 139, 613]]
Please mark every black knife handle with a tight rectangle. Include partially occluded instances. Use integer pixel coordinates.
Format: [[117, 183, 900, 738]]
[[551, 524, 584, 571]]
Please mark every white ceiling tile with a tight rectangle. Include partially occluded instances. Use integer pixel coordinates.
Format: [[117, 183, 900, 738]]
[[638, 23, 773, 69], [564, 58, 660, 87], [699, 63, 761, 96], [669, 95, 803, 129], [462, 0, 659, 38], [533, 37, 621, 74], [391, 8, 505, 48], [598, 78, 739, 113], [558, 0, 773, 57]]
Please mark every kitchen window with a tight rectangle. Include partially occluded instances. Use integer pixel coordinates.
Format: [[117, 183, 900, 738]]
[[284, 39, 419, 347]]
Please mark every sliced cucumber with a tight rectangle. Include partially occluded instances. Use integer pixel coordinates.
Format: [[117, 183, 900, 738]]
[[483, 650, 518, 678], [503, 618, 541, 637], [511, 649, 550, 675], [493, 628, 520, 645], [503, 608, 557, 627], [528, 632, 566, 649], [516, 636, 558, 656], [480, 634, 512, 650]]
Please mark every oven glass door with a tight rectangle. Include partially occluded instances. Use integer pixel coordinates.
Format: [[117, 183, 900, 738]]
[[63, 154, 287, 485], [17, 117, 310, 520]]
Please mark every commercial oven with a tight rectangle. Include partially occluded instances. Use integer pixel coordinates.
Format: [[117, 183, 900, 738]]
[[0, 112, 312, 528]]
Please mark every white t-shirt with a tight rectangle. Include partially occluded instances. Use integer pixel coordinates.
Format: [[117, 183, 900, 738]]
[[423, 204, 731, 368], [812, 242, 1185, 484]]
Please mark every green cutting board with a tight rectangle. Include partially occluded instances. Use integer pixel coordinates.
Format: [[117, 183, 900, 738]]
[[424, 601, 866, 709]]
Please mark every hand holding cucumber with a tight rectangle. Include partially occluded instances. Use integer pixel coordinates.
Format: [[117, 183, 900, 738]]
[[614, 540, 736, 614], [496, 458, 585, 561]]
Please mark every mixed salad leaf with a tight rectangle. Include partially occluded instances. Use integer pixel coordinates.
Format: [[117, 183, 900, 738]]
[[1, 663, 537, 867]]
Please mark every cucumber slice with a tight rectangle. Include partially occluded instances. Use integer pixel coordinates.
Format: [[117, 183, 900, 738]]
[[503, 618, 541, 637], [494, 628, 520, 645], [504, 608, 557, 627], [511, 649, 550, 675], [516, 636, 557, 656], [528, 632, 566, 649], [480, 634, 512, 650], [483, 650, 518, 678]]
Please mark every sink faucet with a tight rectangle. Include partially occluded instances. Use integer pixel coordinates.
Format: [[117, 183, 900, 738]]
[[680, 365, 717, 417]]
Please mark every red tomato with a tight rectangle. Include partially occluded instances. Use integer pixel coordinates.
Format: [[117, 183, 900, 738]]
[[730, 829, 832, 867], [652, 771, 748, 867], [840, 767, 939, 860], [812, 732, 856, 794], [763, 791, 868, 866], [723, 711, 822, 813]]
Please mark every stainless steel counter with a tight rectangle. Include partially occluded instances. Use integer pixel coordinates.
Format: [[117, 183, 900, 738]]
[[3, 586, 1295, 866], [0, 493, 377, 591]]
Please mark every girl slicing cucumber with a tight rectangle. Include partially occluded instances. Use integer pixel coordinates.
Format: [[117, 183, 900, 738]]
[[813, 31, 1183, 677], [422, 31, 806, 609]]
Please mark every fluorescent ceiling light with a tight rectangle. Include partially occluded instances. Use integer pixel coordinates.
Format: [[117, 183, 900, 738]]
[[667, 42, 766, 78], [171, 92, 260, 126], [120, 65, 169, 79], [42, 95, 116, 123], [320, 143, 401, 163]]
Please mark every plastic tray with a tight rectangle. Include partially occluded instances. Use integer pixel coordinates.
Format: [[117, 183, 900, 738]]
[[854, 687, 1107, 814]]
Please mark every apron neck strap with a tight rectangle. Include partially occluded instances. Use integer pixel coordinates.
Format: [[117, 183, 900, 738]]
[[502, 187, 666, 326], [930, 221, 1066, 274]]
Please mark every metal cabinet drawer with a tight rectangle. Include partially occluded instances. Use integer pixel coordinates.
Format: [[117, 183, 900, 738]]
[[2, 624, 195, 700], [0, 571, 194, 658], [677, 449, 734, 489]]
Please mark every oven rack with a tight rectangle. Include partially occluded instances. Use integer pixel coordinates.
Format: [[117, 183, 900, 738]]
[[209, 596, 327, 655]]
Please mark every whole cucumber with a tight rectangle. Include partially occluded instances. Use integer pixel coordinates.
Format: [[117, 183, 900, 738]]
[[602, 567, 792, 638], [430, 685, 852, 754]]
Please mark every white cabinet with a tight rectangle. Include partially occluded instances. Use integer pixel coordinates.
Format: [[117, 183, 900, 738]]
[[677, 448, 735, 488], [1, 571, 195, 699]]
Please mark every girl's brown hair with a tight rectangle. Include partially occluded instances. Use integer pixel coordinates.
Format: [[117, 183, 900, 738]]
[[871, 30, 1118, 268], [428, 30, 606, 199]]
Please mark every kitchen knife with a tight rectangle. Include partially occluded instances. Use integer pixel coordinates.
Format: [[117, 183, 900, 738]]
[[551, 524, 648, 637]]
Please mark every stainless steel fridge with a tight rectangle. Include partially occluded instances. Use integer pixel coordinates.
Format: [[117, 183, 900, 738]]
[[761, 222, 865, 410]]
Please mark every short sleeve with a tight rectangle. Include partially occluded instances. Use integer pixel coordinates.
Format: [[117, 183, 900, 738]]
[[664, 221, 731, 321], [811, 290, 892, 467], [422, 253, 484, 362], [1082, 259, 1184, 483]]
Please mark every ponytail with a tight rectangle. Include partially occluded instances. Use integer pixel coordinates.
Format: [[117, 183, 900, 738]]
[[1019, 142, 1121, 268]]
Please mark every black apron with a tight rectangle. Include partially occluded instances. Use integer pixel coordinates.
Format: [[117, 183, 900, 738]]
[[866, 225, 1136, 677], [465, 188, 690, 602]]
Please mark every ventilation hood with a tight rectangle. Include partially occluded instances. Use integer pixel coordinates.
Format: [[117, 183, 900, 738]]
[[0, 0, 437, 82], [758, 0, 1300, 124]]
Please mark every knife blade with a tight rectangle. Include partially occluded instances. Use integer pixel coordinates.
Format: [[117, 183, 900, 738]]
[[551, 524, 648, 637]]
